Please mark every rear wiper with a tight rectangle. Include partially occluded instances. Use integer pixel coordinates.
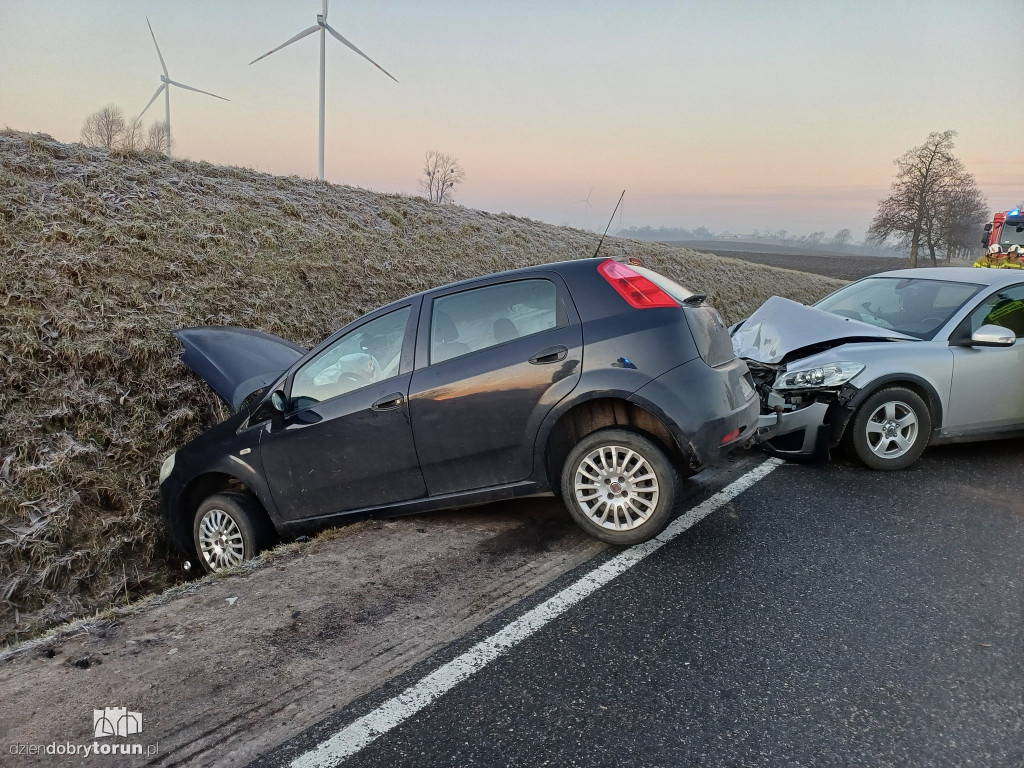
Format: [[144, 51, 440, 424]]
[[682, 294, 708, 306]]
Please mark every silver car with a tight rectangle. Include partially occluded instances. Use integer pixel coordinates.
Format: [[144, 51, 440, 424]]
[[732, 268, 1024, 470]]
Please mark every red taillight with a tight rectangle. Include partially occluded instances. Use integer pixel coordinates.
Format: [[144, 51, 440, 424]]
[[597, 259, 677, 309]]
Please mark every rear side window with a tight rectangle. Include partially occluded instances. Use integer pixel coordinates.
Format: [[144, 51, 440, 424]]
[[430, 279, 561, 364]]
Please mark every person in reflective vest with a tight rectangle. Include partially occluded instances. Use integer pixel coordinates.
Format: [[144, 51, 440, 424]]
[[1004, 244, 1024, 270], [973, 244, 1006, 268]]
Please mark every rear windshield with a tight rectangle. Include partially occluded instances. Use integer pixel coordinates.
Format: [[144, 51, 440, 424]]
[[686, 304, 735, 367], [629, 266, 733, 365]]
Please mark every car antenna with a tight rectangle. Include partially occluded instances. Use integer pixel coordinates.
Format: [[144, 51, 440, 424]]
[[592, 189, 626, 259]]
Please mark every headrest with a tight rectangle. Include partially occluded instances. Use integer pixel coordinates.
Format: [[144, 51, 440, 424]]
[[433, 310, 459, 343], [493, 317, 518, 343]]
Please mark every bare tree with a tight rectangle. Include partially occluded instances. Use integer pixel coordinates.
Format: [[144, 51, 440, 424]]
[[831, 228, 852, 250], [419, 150, 466, 204], [120, 118, 145, 152], [145, 122, 172, 155], [867, 130, 968, 268], [933, 171, 988, 261], [80, 104, 127, 150]]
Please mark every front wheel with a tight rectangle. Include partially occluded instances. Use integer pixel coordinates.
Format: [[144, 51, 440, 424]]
[[192, 492, 273, 573], [845, 387, 931, 471], [560, 428, 679, 545]]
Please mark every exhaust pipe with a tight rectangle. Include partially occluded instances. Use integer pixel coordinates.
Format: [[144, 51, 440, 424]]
[[183, 560, 192, 573]]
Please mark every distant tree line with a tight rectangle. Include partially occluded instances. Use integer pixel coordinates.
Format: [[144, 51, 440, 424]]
[[80, 104, 172, 155], [868, 130, 988, 266], [618, 225, 858, 250], [616, 225, 715, 241]]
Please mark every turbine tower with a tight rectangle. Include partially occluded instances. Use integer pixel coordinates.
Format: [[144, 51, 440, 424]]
[[250, 0, 398, 180], [139, 18, 229, 158], [576, 187, 595, 231]]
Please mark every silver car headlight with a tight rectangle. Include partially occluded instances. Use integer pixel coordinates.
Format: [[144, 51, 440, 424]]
[[774, 361, 865, 390], [159, 452, 176, 485]]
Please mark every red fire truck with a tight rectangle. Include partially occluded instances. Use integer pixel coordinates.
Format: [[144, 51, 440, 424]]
[[983, 208, 1024, 251]]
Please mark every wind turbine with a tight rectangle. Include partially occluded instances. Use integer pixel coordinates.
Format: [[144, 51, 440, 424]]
[[139, 18, 229, 158], [250, 0, 398, 180], [576, 187, 595, 230]]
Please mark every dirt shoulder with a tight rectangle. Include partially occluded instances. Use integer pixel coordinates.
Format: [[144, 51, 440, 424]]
[[0, 452, 759, 767]]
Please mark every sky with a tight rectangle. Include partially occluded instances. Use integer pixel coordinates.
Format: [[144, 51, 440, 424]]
[[2, 0, 1022, 240]]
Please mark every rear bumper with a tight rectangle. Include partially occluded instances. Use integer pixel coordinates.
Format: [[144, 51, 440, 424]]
[[630, 357, 761, 474]]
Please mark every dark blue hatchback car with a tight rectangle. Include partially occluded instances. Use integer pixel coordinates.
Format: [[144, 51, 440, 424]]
[[160, 258, 759, 572]]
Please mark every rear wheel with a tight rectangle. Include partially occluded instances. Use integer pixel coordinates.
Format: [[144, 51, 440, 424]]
[[845, 387, 931, 471], [560, 428, 679, 545], [192, 492, 273, 573]]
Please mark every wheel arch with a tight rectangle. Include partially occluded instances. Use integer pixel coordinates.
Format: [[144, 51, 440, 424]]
[[846, 374, 944, 435], [174, 472, 274, 556], [541, 394, 691, 490]]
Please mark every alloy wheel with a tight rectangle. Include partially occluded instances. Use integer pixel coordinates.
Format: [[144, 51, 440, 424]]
[[197, 508, 245, 570], [864, 400, 918, 459], [573, 444, 660, 531]]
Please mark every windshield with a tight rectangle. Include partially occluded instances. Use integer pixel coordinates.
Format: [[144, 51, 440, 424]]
[[814, 277, 983, 339], [999, 218, 1024, 249]]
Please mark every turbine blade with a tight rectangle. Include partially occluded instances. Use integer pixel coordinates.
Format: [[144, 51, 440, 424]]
[[146, 17, 169, 77], [324, 24, 398, 83], [249, 25, 319, 65], [167, 79, 230, 101], [139, 83, 166, 118], [323, 0, 329, 21]]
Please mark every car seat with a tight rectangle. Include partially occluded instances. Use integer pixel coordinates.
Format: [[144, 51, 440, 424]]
[[432, 310, 472, 363], [492, 317, 519, 344]]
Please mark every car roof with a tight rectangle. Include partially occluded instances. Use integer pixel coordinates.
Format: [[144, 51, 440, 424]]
[[426, 257, 603, 293], [868, 267, 1022, 286], [379, 258, 607, 309]]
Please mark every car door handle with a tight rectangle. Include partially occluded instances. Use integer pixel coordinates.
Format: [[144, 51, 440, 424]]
[[529, 345, 568, 364], [371, 393, 404, 411]]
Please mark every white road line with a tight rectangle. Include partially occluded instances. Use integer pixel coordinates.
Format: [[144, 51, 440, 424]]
[[291, 457, 784, 768]]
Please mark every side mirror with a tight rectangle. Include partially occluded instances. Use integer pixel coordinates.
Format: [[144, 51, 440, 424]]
[[970, 324, 1016, 347], [984, 223, 993, 232], [270, 390, 287, 412]]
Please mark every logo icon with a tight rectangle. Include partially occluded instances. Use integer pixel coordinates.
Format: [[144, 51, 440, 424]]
[[93, 707, 143, 738]]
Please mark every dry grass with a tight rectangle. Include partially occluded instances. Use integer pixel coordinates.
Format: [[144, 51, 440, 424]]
[[0, 129, 845, 644]]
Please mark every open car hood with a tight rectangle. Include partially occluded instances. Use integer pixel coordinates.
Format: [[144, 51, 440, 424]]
[[731, 296, 916, 365], [174, 327, 306, 412]]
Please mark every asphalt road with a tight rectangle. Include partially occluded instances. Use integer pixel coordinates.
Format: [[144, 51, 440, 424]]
[[258, 440, 1024, 768]]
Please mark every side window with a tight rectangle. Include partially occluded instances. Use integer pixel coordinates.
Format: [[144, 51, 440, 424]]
[[290, 306, 411, 410], [967, 285, 1024, 339], [430, 279, 561, 365]]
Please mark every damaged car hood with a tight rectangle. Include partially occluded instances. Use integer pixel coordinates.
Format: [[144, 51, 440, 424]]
[[174, 327, 307, 412], [731, 296, 917, 364]]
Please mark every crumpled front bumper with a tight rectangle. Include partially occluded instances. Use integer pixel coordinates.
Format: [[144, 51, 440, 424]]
[[752, 398, 854, 460]]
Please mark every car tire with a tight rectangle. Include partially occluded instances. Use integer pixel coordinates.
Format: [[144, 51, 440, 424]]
[[192, 491, 273, 573], [845, 386, 931, 471], [560, 428, 679, 545]]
